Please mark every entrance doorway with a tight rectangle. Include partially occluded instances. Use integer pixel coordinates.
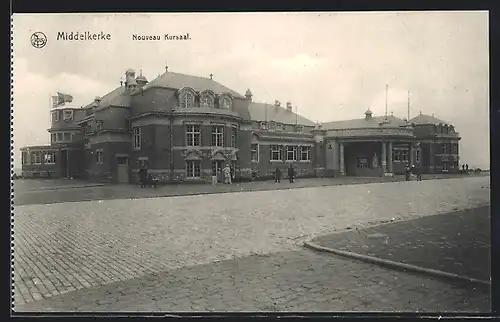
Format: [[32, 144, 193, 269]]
[[116, 156, 129, 183], [60, 149, 68, 178], [212, 160, 223, 183]]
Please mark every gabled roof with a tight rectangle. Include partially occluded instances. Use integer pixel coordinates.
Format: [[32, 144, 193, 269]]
[[248, 102, 316, 126], [83, 86, 131, 109], [322, 115, 408, 130], [410, 113, 450, 125], [143, 71, 245, 98]]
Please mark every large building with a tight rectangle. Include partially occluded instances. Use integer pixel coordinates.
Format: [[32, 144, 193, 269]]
[[20, 66, 461, 183]]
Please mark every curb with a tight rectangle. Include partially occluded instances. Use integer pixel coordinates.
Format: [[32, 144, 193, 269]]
[[303, 241, 490, 288], [26, 184, 106, 192]]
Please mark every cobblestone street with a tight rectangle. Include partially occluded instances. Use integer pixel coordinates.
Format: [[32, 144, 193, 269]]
[[13, 176, 490, 311]]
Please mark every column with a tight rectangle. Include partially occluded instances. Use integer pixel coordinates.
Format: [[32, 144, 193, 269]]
[[429, 143, 434, 173], [339, 142, 345, 175], [387, 141, 393, 174], [381, 141, 387, 173], [409, 143, 414, 166]]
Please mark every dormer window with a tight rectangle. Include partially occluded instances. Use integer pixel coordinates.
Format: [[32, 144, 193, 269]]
[[276, 123, 283, 131], [295, 125, 304, 133], [268, 122, 277, 131], [200, 90, 215, 108], [260, 122, 267, 130], [179, 88, 195, 108], [220, 95, 232, 109], [96, 120, 104, 131]]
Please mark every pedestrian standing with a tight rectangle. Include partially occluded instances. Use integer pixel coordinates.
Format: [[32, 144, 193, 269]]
[[404, 164, 411, 181], [288, 164, 295, 183], [275, 167, 281, 183], [223, 164, 232, 184]]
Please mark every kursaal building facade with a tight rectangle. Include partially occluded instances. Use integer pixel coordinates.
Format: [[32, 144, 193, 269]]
[[20, 66, 461, 183]]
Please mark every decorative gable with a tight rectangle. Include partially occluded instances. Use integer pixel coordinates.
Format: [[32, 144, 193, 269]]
[[183, 148, 203, 160]]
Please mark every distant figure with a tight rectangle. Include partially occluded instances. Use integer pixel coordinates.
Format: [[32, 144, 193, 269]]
[[404, 164, 411, 181], [275, 167, 281, 183], [288, 164, 295, 183], [413, 164, 422, 181], [139, 164, 148, 188], [465, 164, 469, 172], [223, 164, 232, 184]]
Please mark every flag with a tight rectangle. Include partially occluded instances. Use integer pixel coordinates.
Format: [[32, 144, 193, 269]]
[[52, 92, 73, 108]]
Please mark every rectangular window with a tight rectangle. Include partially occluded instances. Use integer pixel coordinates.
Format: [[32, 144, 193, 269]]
[[186, 160, 201, 178], [51, 111, 59, 122], [96, 150, 103, 164], [21, 152, 27, 165], [96, 120, 104, 131], [186, 124, 201, 146], [441, 144, 449, 154], [415, 150, 421, 163], [251, 144, 259, 162], [56, 133, 63, 142], [230, 127, 237, 148], [270, 145, 283, 161], [451, 144, 458, 154], [286, 145, 297, 161], [357, 157, 369, 168], [133, 127, 141, 150], [31, 151, 42, 164], [117, 156, 128, 165], [211, 126, 224, 147], [401, 150, 409, 162], [393, 150, 401, 162], [43, 151, 56, 164], [51, 133, 56, 143], [63, 110, 74, 120], [63, 132, 71, 141], [84, 124, 92, 137], [300, 146, 311, 161]]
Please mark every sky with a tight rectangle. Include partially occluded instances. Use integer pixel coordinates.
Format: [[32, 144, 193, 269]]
[[12, 11, 490, 169]]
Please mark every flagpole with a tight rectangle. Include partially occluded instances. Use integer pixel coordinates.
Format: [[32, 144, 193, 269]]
[[295, 105, 298, 125], [407, 89, 411, 122], [385, 84, 388, 119], [265, 102, 268, 122]]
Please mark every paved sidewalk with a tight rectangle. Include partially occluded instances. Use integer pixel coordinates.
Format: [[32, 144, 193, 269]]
[[12, 176, 490, 307], [13, 173, 489, 206], [311, 206, 491, 282], [15, 248, 490, 312]]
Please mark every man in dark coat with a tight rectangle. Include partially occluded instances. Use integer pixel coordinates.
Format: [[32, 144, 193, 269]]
[[288, 164, 295, 183], [404, 164, 411, 181], [275, 167, 281, 183]]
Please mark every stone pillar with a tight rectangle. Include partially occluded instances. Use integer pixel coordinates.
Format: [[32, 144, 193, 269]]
[[429, 143, 434, 173], [381, 141, 387, 173], [339, 142, 345, 175], [387, 141, 393, 174], [409, 143, 414, 166]]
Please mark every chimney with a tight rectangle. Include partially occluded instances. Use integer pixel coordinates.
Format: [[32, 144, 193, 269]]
[[364, 109, 373, 120], [125, 68, 137, 90], [286, 101, 292, 111], [274, 100, 281, 107], [245, 89, 253, 101]]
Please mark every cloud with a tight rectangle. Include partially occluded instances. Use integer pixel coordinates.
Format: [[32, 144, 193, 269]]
[[11, 12, 490, 169]]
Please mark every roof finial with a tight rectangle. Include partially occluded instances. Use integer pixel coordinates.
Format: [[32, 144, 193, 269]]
[[120, 77, 123, 86], [432, 113, 435, 117], [140, 69, 143, 76], [391, 111, 394, 116], [210, 73, 213, 80], [165, 63, 169, 72]]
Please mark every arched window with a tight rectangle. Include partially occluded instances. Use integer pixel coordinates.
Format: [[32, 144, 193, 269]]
[[219, 95, 232, 109], [200, 90, 215, 108], [179, 88, 195, 108]]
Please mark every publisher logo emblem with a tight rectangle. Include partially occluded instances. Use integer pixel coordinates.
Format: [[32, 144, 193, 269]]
[[30, 32, 47, 49]]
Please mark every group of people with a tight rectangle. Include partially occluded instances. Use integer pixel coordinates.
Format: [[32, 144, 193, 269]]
[[404, 164, 422, 181], [274, 164, 295, 183], [212, 164, 234, 185]]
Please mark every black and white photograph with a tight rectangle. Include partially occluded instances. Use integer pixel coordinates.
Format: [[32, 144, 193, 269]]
[[11, 11, 491, 313]]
